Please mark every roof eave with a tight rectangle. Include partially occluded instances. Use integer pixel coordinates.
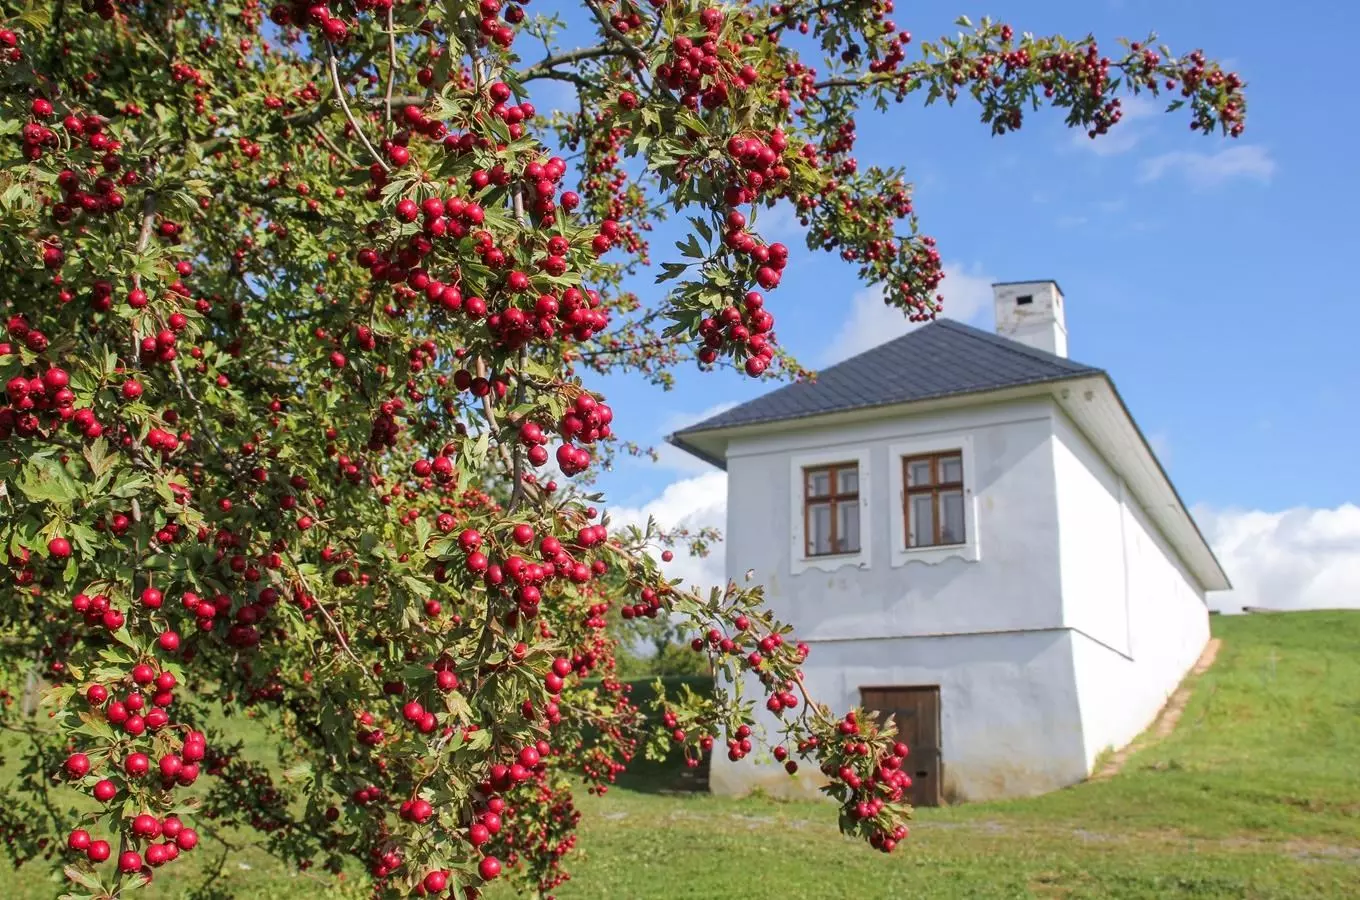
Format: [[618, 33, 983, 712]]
[[669, 373, 1097, 449], [664, 431, 728, 472]]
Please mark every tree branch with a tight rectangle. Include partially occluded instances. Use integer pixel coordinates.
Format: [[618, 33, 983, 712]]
[[326, 47, 389, 172], [128, 191, 158, 369], [383, 5, 397, 129], [584, 0, 648, 68], [518, 44, 619, 81], [310, 123, 361, 169]]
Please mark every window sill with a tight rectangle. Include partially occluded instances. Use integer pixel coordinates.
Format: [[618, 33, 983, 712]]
[[793, 551, 870, 575], [890, 541, 980, 568]]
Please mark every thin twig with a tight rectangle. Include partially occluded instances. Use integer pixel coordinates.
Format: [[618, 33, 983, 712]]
[[313, 597, 369, 674], [170, 361, 238, 474], [518, 44, 618, 80], [326, 47, 390, 172], [383, 5, 397, 129], [198, 50, 379, 157], [584, 0, 647, 65], [311, 123, 361, 169], [128, 191, 158, 370]]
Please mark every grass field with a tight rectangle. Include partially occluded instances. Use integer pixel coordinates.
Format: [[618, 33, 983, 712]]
[[6, 610, 1360, 899]]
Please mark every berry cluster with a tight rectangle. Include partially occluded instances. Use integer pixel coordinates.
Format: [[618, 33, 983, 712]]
[[62, 660, 206, 883]]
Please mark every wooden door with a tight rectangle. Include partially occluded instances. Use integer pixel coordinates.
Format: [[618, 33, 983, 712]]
[[860, 686, 942, 807]]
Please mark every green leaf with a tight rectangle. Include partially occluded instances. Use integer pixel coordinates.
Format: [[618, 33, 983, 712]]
[[16, 455, 82, 505], [655, 262, 689, 284], [413, 516, 432, 552], [675, 233, 705, 260], [18, 4, 51, 28], [62, 865, 105, 893], [82, 438, 115, 480], [471, 431, 490, 465]]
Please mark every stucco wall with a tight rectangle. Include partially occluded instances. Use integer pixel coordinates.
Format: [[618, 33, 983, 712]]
[[709, 396, 1211, 803], [1052, 411, 1210, 768], [722, 399, 1064, 642], [713, 400, 1087, 801], [709, 630, 1089, 803]]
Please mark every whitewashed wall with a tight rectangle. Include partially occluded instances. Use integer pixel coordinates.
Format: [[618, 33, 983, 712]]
[[712, 399, 1095, 801], [1052, 411, 1210, 769], [707, 396, 1211, 802], [708, 629, 1091, 803], [722, 399, 1063, 641]]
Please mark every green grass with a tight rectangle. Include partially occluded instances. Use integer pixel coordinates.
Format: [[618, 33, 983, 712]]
[[7, 611, 1360, 898]]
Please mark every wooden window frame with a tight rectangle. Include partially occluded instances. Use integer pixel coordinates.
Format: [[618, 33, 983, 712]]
[[903, 451, 966, 549], [802, 462, 860, 558]]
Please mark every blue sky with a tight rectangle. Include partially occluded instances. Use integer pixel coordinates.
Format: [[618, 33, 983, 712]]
[[522, 0, 1360, 609]]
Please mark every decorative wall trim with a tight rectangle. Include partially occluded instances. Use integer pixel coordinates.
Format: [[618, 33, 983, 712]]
[[789, 445, 872, 575], [887, 432, 981, 567]]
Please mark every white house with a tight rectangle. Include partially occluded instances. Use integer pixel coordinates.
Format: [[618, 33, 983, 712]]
[[667, 280, 1230, 806]]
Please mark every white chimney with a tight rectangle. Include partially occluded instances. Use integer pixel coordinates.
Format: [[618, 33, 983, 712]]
[[992, 280, 1067, 358]]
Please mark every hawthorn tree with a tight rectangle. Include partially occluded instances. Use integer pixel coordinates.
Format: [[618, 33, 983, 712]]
[[0, 0, 1244, 896]]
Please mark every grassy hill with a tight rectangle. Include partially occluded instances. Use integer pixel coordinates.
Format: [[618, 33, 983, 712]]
[[7, 610, 1360, 899]]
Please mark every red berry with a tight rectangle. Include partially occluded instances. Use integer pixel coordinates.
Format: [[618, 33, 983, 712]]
[[478, 856, 501, 880], [64, 752, 91, 778]]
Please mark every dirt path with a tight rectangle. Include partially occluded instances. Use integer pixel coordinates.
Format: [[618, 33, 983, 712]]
[[1089, 637, 1222, 781]]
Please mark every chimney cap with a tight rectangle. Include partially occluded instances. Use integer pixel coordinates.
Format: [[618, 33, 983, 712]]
[[991, 279, 1065, 296]]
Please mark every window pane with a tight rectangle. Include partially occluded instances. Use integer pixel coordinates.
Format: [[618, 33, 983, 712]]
[[807, 469, 831, 498], [808, 503, 832, 555], [907, 459, 932, 487], [837, 466, 859, 495], [908, 494, 934, 548], [837, 501, 861, 553], [940, 455, 964, 484], [941, 490, 965, 544]]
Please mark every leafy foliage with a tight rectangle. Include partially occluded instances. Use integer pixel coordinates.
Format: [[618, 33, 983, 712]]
[[0, 0, 1243, 897]]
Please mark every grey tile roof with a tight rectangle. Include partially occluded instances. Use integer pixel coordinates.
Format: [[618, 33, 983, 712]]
[[673, 319, 1102, 436]]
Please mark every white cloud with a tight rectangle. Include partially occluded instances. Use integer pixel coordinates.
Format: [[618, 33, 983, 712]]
[[750, 203, 806, 242], [1069, 94, 1161, 156], [606, 471, 729, 590], [1139, 144, 1276, 189], [823, 262, 994, 364], [1197, 504, 1360, 614], [659, 402, 738, 435]]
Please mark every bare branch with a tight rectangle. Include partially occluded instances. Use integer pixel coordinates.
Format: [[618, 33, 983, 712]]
[[311, 122, 361, 169], [327, 46, 390, 173], [383, 5, 397, 129], [518, 44, 618, 81]]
